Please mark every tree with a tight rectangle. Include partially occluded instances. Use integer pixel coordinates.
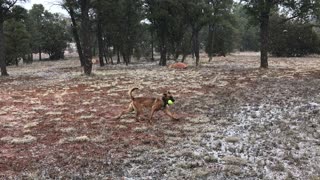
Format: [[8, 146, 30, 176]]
[[80, 0, 93, 75], [269, 15, 320, 57], [28, 4, 45, 61], [133, 23, 153, 61], [117, 0, 143, 65], [3, 5, 30, 66], [233, 4, 259, 52], [64, 0, 94, 75], [0, 0, 27, 76], [86, 0, 143, 67], [241, 0, 320, 68], [205, 0, 237, 61], [180, 29, 193, 62], [4, 19, 30, 66], [63, 0, 85, 66], [183, 0, 210, 66], [99, 0, 123, 64], [26, 4, 71, 61], [165, 1, 188, 61], [92, 0, 105, 66], [41, 12, 71, 60], [145, 0, 183, 66]]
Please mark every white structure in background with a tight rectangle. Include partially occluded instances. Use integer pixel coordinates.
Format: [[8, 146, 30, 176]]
[[65, 43, 78, 58]]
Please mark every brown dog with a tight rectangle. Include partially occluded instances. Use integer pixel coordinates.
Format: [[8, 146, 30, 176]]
[[114, 88, 178, 123]]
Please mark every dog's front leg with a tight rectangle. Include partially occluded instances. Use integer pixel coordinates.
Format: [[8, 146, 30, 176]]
[[135, 110, 141, 121], [149, 108, 157, 124], [164, 108, 179, 120]]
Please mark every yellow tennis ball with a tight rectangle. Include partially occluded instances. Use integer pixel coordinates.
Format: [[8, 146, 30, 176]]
[[168, 100, 174, 105]]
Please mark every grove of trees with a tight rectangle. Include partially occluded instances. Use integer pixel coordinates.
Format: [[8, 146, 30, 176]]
[[0, 1, 70, 76], [1, 0, 320, 76]]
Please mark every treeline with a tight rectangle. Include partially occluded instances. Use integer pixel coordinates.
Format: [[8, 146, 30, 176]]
[[4, 5, 70, 65], [64, 0, 252, 68], [0, 0, 320, 76]]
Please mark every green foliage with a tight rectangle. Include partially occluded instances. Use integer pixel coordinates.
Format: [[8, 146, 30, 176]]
[[208, 20, 239, 54], [233, 4, 259, 51], [2, 4, 71, 67], [145, 0, 178, 40], [145, 0, 183, 65], [183, 0, 210, 31], [269, 15, 320, 57], [0, 1, 28, 21], [0, 1, 28, 75], [240, 0, 320, 68], [240, 25, 259, 51], [92, 0, 144, 63], [133, 24, 153, 60], [26, 4, 71, 60], [205, 0, 240, 55], [166, 1, 188, 59], [27, 4, 45, 54], [117, 0, 144, 61], [41, 13, 71, 60], [4, 19, 30, 65], [3, 5, 30, 65], [7, 5, 28, 21]]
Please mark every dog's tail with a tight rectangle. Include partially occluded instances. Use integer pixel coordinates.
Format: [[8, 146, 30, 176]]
[[129, 87, 139, 100]]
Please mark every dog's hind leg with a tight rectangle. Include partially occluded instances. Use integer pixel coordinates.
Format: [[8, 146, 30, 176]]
[[132, 103, 142, 122], [114, 103, 134, 119]]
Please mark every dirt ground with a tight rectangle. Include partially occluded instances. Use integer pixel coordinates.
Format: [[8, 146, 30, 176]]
[[0, 53, 319, 179]]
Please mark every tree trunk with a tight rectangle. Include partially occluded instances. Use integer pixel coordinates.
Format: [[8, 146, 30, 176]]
[[159, 46, 167, 66], [192, 28, 200, 66], [207, 24, 214, 62], [117, 49, 120, 64], [123, 54, 129, 66], [0, 21, 9, 76], [30, 53, 33, 63], [151, 30, 154, 61], [109, 52, 113, 64], [174, 51, 180, 61], [68, 6, 85, 67], [127, 49, 131, 64], [25, 53, 33, 64], [97, 12, 105, 67], [260, 12, 270, 68], [39, 47, 42, 61], [92, 46, 96, 57], [80, 0, 93, 75], [181, 53, 187, 62], [159, 33, 167, 66], [103, 43, 109, 64]]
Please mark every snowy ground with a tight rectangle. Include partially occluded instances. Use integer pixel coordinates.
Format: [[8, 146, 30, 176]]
[[0, 53, 319, 179]]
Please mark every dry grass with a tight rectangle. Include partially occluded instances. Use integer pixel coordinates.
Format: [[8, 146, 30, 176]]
[[0, 53, 319, 179]]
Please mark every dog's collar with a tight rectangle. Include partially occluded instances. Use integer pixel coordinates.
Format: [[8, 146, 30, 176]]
[[162, 97, 167, 108]]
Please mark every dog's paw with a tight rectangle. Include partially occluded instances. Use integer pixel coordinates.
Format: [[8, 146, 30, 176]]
[[112, 116, 119, 120], [148, 119, 154, 124], [172, 117, 180, 121]]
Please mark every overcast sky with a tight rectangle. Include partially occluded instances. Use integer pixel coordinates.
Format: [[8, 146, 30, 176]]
[[17, 0, 68, 15]]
